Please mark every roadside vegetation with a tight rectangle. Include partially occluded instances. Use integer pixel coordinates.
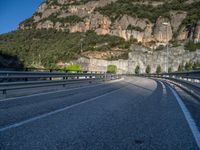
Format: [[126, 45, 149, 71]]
[[146, 65, 151, 74], [156, 65, 162, 74], [135, 65, 140, 74], [184, 41, 200, 52], [107, 65, 117, 74], [0, 29, 130, 68]]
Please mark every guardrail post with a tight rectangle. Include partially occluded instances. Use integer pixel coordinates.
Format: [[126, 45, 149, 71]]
[[2, 89, 7, 98], [49, 69, 52, 80], [65, 71, 68, 80]]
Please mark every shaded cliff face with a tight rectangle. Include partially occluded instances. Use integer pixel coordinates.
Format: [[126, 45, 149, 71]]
[[19, 0, 200, 48]]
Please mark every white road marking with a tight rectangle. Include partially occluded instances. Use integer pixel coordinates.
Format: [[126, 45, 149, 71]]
[[168, 85, 200, 149], [0, 85, 127, 132], [0, 78, 124, 102], [158, 81, 167, 95]]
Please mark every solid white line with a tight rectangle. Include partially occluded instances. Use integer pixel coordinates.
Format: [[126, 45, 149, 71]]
[[168, 85, 200, 149], [0, 85, 127, 132], [0, 78, 124, 102]]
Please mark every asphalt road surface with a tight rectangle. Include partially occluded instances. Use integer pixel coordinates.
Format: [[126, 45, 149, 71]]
[[0, 77, 200, 150]]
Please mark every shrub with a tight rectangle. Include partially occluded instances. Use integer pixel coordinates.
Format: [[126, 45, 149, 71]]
[[65, 64, 81, 72], [193, 60, 200, 70], [107, 65, 117, 74], [146, 65, 151, 74], [184, 41, 200, 52], [185, 61, 193, 71], [168, 67, 173, 73], [178, 63, 185, 72], [135, 65, 140, 74], [156, 65, 162, 74]]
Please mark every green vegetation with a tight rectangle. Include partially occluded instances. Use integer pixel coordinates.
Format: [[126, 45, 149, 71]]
[[178, 63, 185, 72], [168, 67, 173, 73], [193, 60, 200, 70], [185, 61, 193, 71], [107, 65, 117, 74], [64, 64, 81, 72], [145, 65, 151, 74], [184, 41, 200, 52], [0, 29, 130, 68], [177, 60, 200, 72], [135, 65, 140, 74], [19, 17, 36, 28], [156, 65, 162, 74], [40, 14, 83, 25]]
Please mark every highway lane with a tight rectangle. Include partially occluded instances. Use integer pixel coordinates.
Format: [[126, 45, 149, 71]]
[[0, 77, 199, 150]]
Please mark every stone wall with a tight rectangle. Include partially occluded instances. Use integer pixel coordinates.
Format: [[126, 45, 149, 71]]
[[76, 46, 200, 74]]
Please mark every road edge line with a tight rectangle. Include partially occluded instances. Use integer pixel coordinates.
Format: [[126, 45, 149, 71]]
[[168, 85, 200, 149]]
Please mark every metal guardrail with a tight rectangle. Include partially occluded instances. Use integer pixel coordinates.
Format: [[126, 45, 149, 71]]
[[0, 70, 121, 96], [140, 70, 200, 83], [140, 70, 200, 100]]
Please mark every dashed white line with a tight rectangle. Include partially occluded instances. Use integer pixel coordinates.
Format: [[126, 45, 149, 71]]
[[0, 85, 127, 132], [168, 85, 200, 149]]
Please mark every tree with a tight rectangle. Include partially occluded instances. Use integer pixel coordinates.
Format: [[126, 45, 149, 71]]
[[178, 63, 185, 72], [107, 65, 117, 74], [146, 65, 151, 74], [185, 61, 193, 71], [193, 60, 200, 70], [135, 65, 140, 74], [168, 67, 173, 73], [156, 65, 162, 74]]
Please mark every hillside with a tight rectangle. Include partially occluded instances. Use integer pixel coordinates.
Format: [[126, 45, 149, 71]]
[[0, 0, 200, 70]]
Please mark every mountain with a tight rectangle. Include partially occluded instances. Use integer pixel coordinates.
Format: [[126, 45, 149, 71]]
[[0, 0, 200, 72]]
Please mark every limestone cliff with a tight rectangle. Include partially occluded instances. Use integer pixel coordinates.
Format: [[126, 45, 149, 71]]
[[2, 0, 200, 72], [19, 0, 200, 49]]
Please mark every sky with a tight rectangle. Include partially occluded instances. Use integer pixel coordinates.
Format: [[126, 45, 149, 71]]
[[0, 0, 44, 34]]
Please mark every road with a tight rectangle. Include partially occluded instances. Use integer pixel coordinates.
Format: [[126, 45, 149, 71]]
[[0, 77, 200, 150]]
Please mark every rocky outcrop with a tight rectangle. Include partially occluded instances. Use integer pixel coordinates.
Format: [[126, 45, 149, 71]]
[[36, 20, 54, 29], [68, 0, 117, 17], [111, 15, 151, 42], [69, 12, 111, 34], [194, 21, 200, 43], [170, 11, 187, 33], [81, 48, 126, 59], [176, 26, 189, 41], [36, 2, 48, 13], [153, 17, 173, 44]]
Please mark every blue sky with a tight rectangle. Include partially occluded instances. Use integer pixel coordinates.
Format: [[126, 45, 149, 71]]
[[0, 0, 44, 34]]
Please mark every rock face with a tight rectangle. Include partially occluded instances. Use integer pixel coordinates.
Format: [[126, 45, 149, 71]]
[[176, 26, 189, 41], [153, 17, 173, 44], [76, 47, 200, 74], [194, 21, 200, 43], [69, 12, 111, 35], [170, 11, 187, 33], [19, 0, 200, 49]]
